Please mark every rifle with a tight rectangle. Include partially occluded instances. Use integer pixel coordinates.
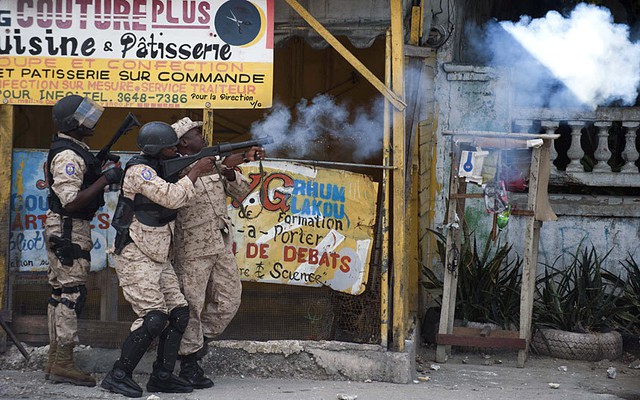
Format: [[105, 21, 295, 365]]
[[95, 112, 141, 165], [162, 136, 274, 178]]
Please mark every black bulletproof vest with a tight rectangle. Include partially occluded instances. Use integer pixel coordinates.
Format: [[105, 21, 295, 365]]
[[46, 136, 104, 220], [126, 155, 179, 227]]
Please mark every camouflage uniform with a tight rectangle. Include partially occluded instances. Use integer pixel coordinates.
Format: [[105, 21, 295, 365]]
[[44, 134, 93, 347], [113, 163, 196, 331], [173, 167, 250, 356]]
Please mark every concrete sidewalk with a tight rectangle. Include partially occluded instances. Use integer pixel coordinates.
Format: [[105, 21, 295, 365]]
[[0, 340, 638, 400]]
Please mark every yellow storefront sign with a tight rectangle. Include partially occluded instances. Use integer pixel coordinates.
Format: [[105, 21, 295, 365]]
[[0, 0, 274, 109], [230, 161, 379, 295]]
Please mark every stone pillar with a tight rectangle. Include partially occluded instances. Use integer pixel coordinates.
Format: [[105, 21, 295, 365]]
[[566, 121, 585, 173], [621, 121, 640, 173], [593, 121, 612, 172]]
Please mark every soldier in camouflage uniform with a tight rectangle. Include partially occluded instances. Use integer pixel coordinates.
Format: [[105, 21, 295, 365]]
[[100, 122, 215, 398], [171, 117, 265, 388], [44, 95, 123, 387]]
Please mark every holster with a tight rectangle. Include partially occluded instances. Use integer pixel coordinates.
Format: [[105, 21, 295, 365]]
[[49, 235, 91, 266], [112, 196, 135, 255]]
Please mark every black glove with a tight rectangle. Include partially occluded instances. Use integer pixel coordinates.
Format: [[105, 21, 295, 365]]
[[103, 166, 124, 184]]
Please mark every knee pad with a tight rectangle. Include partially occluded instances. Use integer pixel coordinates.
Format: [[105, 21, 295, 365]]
[[144, 311, 168, 338], [169, 306, 189, 333]]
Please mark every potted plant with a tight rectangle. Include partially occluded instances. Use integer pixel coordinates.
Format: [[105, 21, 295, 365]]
[[532, 242, 626, 361]]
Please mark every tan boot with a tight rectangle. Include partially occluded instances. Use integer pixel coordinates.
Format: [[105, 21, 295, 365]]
[[44, 342, 57, 380], [49, 344, 96, 387]]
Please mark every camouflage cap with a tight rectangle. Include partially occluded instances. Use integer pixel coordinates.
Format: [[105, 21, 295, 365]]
[[171, 117, 203, 139]]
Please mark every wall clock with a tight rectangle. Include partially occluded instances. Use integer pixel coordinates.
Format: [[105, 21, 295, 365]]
[[214, 0, 265, 47]]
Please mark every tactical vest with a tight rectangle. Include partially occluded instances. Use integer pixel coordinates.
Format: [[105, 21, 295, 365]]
[[47, 136, 104, 220], [126, 155, 179, 227]]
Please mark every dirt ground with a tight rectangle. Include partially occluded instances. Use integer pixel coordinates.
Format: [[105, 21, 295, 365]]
[[0, 342, 638, 400]]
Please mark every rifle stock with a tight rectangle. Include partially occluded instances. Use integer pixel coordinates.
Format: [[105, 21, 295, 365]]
[[163, 136, 274, 177], [96, 112, 141, 164]]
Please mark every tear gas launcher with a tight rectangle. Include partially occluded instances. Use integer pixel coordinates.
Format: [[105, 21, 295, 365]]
[[162, 136, 274, 178]]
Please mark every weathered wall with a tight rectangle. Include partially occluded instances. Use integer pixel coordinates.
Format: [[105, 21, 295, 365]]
[[431, 61, 635, 276]]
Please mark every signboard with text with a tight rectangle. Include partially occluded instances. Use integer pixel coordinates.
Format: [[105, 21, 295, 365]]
[[0, 0, 274, 109], [10, 152, 379, 295], [231, 161, 378, 295]]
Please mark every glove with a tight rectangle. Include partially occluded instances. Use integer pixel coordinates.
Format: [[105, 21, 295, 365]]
[[103, 166, 124, 184]]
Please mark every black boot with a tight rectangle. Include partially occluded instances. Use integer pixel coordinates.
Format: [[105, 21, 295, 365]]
[[101, 314, 161, 398], [147, 362, 193, 393], [180, 353, 214, 389], [100, 362, 143, 398], [147, 306, 193, 394]]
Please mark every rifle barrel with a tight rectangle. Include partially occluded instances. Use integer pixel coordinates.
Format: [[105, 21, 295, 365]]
[[163, 136, 273, 177]]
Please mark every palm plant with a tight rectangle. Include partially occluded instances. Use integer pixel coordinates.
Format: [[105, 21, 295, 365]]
[[423, 229, 522, 330], [534, 242, 627, 333], [606, 255, 640, 335]]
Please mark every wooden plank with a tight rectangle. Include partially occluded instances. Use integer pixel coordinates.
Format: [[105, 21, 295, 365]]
[[436, 143, 463, 363], [390, 0, 407, 352], [283, 0, 406, 111], [451, 326, 521, 338], [0, 105, 13, 352], [436, 333, 526, 349], [203, 109, 215, 144], [404, 44, 432, 58], [518, 144, 544, 367], [11, 315, 131, 348], [410, 6, 421, 45], [379, 29, 392, 349], [511, 209, 535, 217]]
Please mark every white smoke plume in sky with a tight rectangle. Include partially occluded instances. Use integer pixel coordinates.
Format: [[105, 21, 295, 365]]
[[478, 3, 640, 109], [250, 94, 385, 162]]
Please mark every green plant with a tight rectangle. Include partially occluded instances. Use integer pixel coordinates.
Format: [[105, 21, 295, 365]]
[[606, 255, 640, 335], [423, 229, 523, 329], [534, 242, 627, 333]]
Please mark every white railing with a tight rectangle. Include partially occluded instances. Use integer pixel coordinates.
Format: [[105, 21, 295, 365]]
[[513, 108, 640, 188]]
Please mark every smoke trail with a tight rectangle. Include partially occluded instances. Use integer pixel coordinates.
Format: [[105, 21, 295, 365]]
[[474, 3, 640, 109], [250, 94, 385, 162]]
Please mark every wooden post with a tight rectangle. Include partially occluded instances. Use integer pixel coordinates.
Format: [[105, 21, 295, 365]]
[[517, 141, 547, 367], [0, 104, 14, 352], [203, 109, 215, 144], [380, 29, 392, 349], [0, 105, 13, 313], [436, 143, 463, 362], [390, 0, 407, 352]]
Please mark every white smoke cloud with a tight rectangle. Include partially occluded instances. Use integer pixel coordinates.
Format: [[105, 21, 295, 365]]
[[250, 94, 385, 162], [484, 3, 640, 109]]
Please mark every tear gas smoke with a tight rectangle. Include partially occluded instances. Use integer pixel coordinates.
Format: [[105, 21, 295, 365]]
[[472, 3, 640, 109], [250, 94, 385, 162]]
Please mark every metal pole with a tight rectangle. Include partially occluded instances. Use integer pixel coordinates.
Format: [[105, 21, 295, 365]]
[[262, 158, 395, 170]]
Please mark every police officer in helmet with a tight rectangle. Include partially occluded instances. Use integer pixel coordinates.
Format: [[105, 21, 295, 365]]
[[44, 95, 123, 386], [101, 121, 214, 398]]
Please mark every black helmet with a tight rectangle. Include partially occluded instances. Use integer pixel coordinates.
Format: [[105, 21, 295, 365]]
[[137, 122, 179, 156], [52, 95, 104, 132]]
